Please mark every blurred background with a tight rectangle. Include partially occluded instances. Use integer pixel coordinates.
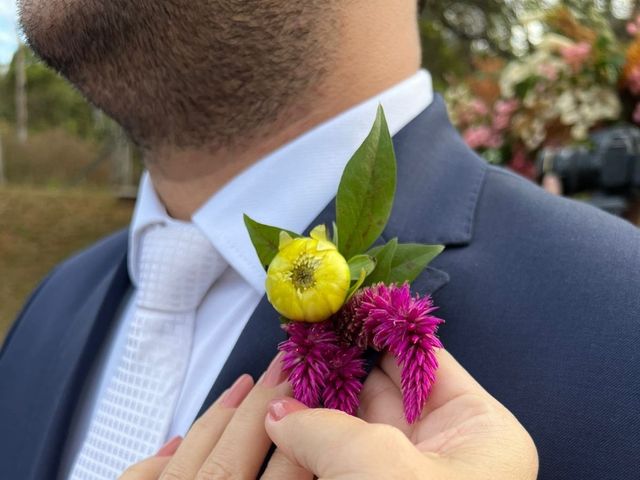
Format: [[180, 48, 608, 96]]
[[2, 0, 640, 339]]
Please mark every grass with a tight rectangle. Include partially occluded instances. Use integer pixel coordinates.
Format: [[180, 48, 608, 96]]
[[0, 185, 134, 342]]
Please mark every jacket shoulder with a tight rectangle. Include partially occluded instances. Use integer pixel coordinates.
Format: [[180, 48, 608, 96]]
[[481, 166, 640, 246], [474, 166, 640, 296]]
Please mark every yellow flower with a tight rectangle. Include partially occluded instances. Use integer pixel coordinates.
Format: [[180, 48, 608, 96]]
[[266, 225, 350, 323]]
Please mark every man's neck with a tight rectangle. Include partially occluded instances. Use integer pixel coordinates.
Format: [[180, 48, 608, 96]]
[[146, 107, 333, 220]]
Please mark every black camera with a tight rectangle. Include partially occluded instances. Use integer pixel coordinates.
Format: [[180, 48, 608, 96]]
[[537, 126, 640, 215]]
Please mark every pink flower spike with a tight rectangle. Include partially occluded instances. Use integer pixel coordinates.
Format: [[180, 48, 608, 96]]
[[463, 126, 494, 149], [322, 345, 366, 416], [279, 321, 336, 408], [356, 283, 444, 424]]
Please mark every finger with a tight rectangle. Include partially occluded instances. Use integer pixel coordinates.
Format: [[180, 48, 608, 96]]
[[159, 374, 253, 479], [265, 397, 423, 477], [198, 354, 291, 479], [358, 367, 406, 431], [120, 456, 172, 479], [380, 349, 489, 414], [260, 448, 313, 480]]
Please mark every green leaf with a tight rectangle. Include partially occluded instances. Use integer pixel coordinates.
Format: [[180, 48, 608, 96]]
[[347, 254, 376, 280], [385, 243, 445, 284], [365, 238, 398, 285], [243, 214, 299, 269], [346, 268, 368, 301], [332, 221, 339, 246], [336, 105, 397, 259]]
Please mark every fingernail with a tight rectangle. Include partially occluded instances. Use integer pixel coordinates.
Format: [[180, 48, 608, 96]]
[[221, 374, 253, 408], [267, 397, 307, 422], [156, 436, 182, 457], [259, 352, 287, 388]]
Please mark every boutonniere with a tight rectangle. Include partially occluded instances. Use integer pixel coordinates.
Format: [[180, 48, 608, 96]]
[[244, 107, 444, 423]]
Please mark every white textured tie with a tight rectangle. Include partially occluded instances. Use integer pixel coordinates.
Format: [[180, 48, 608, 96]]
[[70, 223, 227, 479]]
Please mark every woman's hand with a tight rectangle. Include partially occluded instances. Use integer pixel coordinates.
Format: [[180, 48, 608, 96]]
[[119, 348, 537, 480], [265, 349, 538, 480], [118, 353, 311, 480]]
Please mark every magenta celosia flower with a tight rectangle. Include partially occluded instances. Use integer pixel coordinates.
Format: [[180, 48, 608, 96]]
[[354, 283, 444, 424], [279, 321, 336, 408], [333, 289, 374, 348], [282, 283, 444, 422], [322, 345, 366, 415], [279, 320, 366, 414]]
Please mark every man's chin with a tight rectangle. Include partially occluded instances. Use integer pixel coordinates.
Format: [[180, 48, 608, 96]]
[[19, 0, 127, 74]]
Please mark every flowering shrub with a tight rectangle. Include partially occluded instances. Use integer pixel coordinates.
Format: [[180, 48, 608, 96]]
[[621, 15, 640, 123], [446, 7, 629, 178]]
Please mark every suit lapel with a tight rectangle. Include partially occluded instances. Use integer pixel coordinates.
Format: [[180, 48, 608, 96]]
[[32, 254, 131, 480], [196, 95, 481, 417]]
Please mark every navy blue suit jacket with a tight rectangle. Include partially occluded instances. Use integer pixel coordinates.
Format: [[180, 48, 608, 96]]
[[2, 96, 639, 479]]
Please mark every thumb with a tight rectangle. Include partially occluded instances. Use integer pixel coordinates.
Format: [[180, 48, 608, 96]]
[[264, 397, 418, 478]]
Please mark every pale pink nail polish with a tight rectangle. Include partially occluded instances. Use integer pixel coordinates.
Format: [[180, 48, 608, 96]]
[[156, 436, 182, 457], [221, 374, 253, 408], [260, 353, 287, 388], [267, 397, 307, 422]]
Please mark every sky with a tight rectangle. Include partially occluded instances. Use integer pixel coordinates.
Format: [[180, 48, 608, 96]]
[[0, 0, 17, 65]]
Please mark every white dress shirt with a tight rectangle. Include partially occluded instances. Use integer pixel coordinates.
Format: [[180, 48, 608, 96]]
[[60, 69, 433, 478]]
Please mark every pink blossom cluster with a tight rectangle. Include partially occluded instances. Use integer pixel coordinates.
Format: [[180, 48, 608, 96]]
[[560, 42, 592, 72], [627, 15, 640, 37], [538, 63, 560, 82], [279, 283, 444, 424], [461, 99, 519, 151], [463, 126, 501, 149], [457, 98, 490, 125]]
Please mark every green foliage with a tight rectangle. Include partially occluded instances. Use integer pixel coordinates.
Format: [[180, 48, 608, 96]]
[[0, 46, 102, 140], [365, 238, 398, 285], [347, 254, 376, 281], [336, 105, 397, 260], [346, 266, 368, 301], [368, 242, 444, 284], [243, 214, 301, 269]]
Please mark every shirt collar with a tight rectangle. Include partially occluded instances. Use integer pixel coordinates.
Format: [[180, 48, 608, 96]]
[[129, 69, 434, 292]]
